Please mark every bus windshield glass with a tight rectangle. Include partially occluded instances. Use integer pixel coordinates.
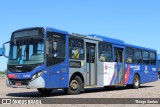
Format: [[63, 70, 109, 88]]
[[8, 36, 44, 65]]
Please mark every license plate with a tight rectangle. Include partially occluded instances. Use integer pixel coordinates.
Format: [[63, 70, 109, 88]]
[[15, 81, 22, 86]]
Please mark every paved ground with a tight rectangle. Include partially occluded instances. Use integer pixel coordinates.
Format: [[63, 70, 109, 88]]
[[0, 78, 160, 107]]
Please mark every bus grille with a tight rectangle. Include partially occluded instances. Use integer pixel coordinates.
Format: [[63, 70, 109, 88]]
[[8, 79, 31, 85]]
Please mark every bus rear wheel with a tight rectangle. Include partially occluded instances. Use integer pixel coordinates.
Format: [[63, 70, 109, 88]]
[[37, 88, 53, 95], [131, 74, 140, 89], [64, 76, 83, 95]]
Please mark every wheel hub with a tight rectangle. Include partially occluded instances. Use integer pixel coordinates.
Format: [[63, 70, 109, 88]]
[[70, 80, 79, 90], [134, 77, 139, 86]]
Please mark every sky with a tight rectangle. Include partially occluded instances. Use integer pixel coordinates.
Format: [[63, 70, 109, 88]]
[[0, 0, 160, 71]]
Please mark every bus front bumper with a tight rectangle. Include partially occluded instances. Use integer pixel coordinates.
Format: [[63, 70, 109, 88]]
[[6, 76, 45, 89]]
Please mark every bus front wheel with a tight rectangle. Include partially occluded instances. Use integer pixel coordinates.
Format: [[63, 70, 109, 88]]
[[64, 76, 83, 95], [37, 88, 53, 95]]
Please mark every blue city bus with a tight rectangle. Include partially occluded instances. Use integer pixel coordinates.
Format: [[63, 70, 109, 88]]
[[0, 27, 158, 95]]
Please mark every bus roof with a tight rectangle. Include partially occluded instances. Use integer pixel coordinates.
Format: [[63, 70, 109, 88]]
[[46, 27, 68, 35], [88, 34, 124, 44], [88, 34, 156, 52], [125, 43, 157, 52]]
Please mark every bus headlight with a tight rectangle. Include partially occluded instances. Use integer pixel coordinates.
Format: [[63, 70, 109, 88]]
[[32, 74, 37, 81], [37, 71, 43, 77], [31, 71, 43, 81]]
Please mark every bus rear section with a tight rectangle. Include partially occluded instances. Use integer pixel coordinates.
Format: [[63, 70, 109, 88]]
[[124, 48, 158, 87]]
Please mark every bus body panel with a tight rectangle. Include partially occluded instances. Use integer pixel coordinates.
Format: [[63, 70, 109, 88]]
[[125, 64, 158, 85], [110, 62, 123, 85], [7, 64, 47, 88], [69, 67, 86, 85], [6, 76, 45, 88], [46, 62, 69, 88], [96, 62, 103, 86], [4, 27, 158, 91], [45, 29, 69, 89]]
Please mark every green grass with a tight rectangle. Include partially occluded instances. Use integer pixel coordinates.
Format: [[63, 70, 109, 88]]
[[0, 71, 6, 75]]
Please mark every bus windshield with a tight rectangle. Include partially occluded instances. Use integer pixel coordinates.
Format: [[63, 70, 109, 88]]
[[8, 38, 44, 65]]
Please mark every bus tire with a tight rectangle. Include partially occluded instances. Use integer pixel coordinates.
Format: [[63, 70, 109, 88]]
[[37, 88, 53, 95], [132, 74, 140, 89], [64, 76, 82, 95]]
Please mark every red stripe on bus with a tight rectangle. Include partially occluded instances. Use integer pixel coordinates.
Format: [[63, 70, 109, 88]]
[[125, 66, 130, 84]]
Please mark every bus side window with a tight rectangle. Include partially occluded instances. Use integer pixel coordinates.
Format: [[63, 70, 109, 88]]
[[126, 47, 134, 64], [46, 31, 66, 67], [150, 52, 156, 65], [98, 42, 112, 62], [135, 49, 142, 64], [143, 51, 149, 64], [69, 37, 84, 60]]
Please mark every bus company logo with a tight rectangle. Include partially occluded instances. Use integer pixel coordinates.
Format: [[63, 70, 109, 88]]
[[23, 74, 31, 78], [105, 64, 113, 70], [130, 65, 140, 71]]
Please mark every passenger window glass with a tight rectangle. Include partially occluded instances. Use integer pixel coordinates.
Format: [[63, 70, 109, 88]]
[[135, 49, 142, 64], [90, 46, 95, 63], [69, 37, 84, 60], [126, 47, 134, 64], [46, 31, 66, 67], [99, 42, 112, 62], [143, 51, 149, 64], [150, 52, 156, 65]]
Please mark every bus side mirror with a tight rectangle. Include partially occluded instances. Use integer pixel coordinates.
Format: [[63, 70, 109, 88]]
[[3, 41, 10, 58], [0, 48, 4, 56]]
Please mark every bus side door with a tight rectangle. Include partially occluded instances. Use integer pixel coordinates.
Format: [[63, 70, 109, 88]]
[[111, 46, 125, 84]]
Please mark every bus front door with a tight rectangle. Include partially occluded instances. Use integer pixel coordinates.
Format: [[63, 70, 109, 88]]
[[86, 43, 97, 86]]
